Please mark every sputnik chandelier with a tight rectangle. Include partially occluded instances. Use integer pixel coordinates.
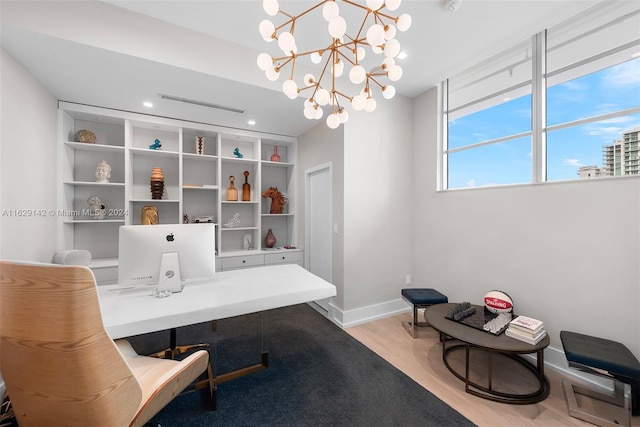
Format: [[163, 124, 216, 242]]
[[257, 0, 411, 129]]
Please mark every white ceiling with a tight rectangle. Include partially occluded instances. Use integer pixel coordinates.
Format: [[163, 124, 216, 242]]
[[1, 0, 600, 137]]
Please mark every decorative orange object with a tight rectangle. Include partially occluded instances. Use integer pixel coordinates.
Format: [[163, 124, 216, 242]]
[[242, 171, 251, 201], [226, 176, 238, 201], [262, 187, 287, 214], [150, 167, 164, 199]]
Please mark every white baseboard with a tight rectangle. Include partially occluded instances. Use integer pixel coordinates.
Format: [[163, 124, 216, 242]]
[[328, 298, 410, 328]]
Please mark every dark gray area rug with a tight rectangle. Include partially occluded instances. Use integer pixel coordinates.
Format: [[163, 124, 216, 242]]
[[127, 303, 476, 427]]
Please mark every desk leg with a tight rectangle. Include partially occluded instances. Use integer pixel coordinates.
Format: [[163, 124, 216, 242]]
[[216, 312, 269, 384]]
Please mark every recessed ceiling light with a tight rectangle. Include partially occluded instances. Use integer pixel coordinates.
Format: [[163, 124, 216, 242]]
[[143, 101, 153, 108], [632, 52, 640, 58], [397, 51, 408, 60], [248, 120, 256, 126], [503, 97, 511, 102]]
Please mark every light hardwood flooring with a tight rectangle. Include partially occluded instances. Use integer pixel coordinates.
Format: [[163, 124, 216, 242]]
[[345, 310, 640, 427]]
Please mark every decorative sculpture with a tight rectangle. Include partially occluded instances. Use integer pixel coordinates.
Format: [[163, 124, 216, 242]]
[[149, 139, 162, 150], [75, 129, 96, 143], [224, 212, 241, 228], [95, 160, 111, 183], [141, 205, 159, 225], [150, 167, 164, 199], [233, 147, 243, 158], [262, 187, 287, 214], [87, 195, 106, 220], [195, 136, 205, 155]]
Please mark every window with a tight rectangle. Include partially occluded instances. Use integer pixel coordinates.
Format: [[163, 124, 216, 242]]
[[442, 2, 640, 189]]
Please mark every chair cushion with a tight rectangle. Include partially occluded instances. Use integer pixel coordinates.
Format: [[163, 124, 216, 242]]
[[401, 288, 448, 305], [560, 331, 640, 381]]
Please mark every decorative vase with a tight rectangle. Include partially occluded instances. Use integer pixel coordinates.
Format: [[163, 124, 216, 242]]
[[242, 170, 251, 201], [270, 146, 281, 162], [264, 228, 276, 248], [150, 167, 165, 199], [195, 136, 205, 155], [226, 175, 238, 201]]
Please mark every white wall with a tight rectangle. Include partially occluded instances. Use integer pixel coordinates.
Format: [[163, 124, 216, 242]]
[[1, 49, 58, 262], [413, 87, 640, 359], [341, 95, 414, 323], [297, 121, 345, 311]]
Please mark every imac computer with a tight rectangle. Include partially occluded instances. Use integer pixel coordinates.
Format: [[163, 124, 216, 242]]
[[118, 223, 216, 293]]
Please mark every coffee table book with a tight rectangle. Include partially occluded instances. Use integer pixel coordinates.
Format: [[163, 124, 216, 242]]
[[509, 315, 544, 334], [506, 327, 547, 345]]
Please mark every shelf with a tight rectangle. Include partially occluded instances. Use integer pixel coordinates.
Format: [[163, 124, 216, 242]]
[[222, 200, 258, 204], [183, 185, 219, 190], [129, 147, 179, 159], [63, 181, 125, 187], [130, 199, 179, 203], [261, 213, 294, 217], [183, 153, 218, 161], [221, 226, 258, 231], [64, 141, 125, 152], [262, 160, 294, 168], [63, 219, 126, 224], [220, 156, 259, 164]]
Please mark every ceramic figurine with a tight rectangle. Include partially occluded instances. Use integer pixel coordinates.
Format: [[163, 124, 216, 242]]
[[224, 212, 241, 228], [262, 187, 287, 214], [233, 147, 243, 158], [149, 138, 162, 150], [141, 205, 158, 225], [95, 160, 111, 183], [87, 195, 106, 220]]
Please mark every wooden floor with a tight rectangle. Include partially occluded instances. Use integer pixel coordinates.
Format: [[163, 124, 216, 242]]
[[345, 311, 640, 427]]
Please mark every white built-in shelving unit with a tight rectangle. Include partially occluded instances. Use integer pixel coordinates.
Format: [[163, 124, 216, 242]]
[[57, 102, 300, 282]]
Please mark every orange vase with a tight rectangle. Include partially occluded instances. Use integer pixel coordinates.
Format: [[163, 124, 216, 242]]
[[242, 171, 251, 201]]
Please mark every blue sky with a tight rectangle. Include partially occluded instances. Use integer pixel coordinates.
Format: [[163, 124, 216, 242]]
[[447, 57, 640, 188]]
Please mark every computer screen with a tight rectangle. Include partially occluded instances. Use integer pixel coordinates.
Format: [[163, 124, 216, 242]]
[[118, 223, 215, 291]]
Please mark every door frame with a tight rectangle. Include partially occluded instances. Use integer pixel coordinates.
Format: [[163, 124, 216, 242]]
[[304, 162, 333, 283]]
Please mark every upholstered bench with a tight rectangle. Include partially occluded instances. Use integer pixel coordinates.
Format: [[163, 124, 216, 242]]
[[401, 288, 448, 338], [560, 331, 640, 427]]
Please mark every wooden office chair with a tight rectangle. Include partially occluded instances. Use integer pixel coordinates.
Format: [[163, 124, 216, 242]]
[[0, 260, 213, 427]]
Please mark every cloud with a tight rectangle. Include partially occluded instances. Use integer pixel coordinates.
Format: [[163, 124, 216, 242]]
[[602, 59, 640, 87], [563, 159, 584, 167]]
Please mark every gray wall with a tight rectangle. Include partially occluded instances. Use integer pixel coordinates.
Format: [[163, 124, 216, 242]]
[[413, 87, 640, 360], [1, 49, 58, 262]]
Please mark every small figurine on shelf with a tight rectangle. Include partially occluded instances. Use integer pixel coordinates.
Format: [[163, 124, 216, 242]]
[[233, 147, 243, 158], [95, 160, 111, 183], [183, 214, 189, 224], [243, 233, 252, 250], [224, 212, 241, 228], [149, 138, 162, 150], [87, 195, 106, 220]]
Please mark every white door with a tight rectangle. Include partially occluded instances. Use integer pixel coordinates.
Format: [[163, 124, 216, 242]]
[[305, 163, 332, 312]]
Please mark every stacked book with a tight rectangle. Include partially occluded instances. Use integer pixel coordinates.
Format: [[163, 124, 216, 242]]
[[506, 315, 546, 344]]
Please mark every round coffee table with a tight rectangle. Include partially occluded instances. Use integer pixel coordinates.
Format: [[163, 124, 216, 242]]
[[425, 303, 550, 404]]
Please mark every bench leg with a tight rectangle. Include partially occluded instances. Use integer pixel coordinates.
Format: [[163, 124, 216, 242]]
[[563, 377, 632, 427], [402, 304, 430, 338]]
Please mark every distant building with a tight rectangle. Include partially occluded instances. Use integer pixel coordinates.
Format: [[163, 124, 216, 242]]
[[577, 165, 605, 178], [602, 127, 640, 176]]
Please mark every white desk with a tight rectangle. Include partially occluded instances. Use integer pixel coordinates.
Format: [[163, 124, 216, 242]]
[[98, 263, 336, 339]]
